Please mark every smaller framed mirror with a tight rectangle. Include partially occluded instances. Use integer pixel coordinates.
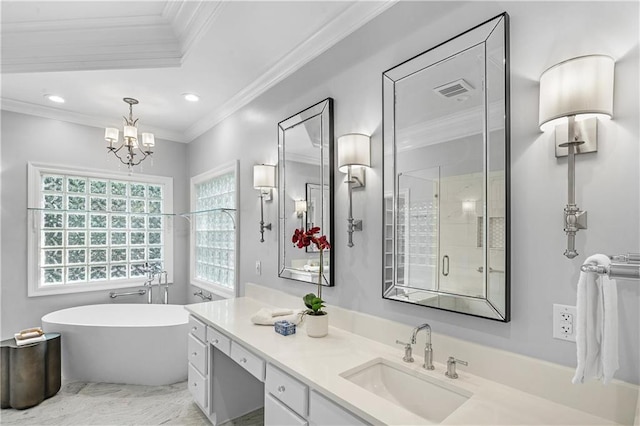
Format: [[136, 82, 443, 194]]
[[278, 98, 334, 287]]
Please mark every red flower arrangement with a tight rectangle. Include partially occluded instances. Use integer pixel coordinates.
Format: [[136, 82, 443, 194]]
[[292, 227, 330, 316]]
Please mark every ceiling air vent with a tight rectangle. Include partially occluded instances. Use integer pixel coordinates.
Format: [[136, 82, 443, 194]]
[[433, 79, 474, 99]]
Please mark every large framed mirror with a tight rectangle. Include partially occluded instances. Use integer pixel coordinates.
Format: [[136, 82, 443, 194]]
[[278, 98, 334, 286], [382, 13, 510, 321]]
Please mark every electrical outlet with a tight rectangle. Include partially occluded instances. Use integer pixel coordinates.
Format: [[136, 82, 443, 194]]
[[553, 304, 577, 342], [255, 261, 261, 276]]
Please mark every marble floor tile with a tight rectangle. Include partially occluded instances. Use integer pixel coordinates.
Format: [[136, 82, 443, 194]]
[[218, 408, 264, 426], [0, 381, 212, 425]]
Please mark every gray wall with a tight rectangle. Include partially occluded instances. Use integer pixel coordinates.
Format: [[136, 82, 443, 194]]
[[0, 111, 190, 338], [187, 1, 640, 384]]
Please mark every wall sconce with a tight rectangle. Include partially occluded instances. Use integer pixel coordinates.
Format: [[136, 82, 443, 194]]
[[539, 55, 614, 259], [294, 200, 308, 229], [253, 164, 276, 243], [337, 133, 371, 247]]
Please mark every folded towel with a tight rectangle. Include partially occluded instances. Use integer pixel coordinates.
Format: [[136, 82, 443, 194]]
[[15, 327, 44, 339], [15, 327, 44, 340], [572, 254, 619, 385], [251, 308, 302, 325], [14, 334, 46, 346]]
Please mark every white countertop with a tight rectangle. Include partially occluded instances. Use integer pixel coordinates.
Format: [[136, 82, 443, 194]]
[[186, 297, 615, 425]]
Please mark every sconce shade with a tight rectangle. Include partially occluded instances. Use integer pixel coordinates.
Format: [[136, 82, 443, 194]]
[[294, 200, 308, 214], [253, 164, 276, 189], [539, 55, 614, 130], [338, 133, 371, 173]]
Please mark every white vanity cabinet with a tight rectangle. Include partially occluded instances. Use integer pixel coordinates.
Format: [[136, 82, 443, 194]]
[[187, 315, 208, 411], [187, 313, 369, 426]]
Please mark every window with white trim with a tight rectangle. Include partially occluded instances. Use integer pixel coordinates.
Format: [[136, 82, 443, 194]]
[[190, 161, 238, 298], [27, 163, 173, 297]]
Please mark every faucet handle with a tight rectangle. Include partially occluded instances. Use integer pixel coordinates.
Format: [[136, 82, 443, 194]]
[[395, 340, 414, 363], [445, 356, 468, 379]]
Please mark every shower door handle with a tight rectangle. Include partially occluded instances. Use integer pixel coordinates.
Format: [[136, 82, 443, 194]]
[[442, 255, 450, 276]]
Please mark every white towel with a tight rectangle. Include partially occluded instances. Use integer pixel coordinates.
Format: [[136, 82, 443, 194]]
[[572, 254, 619, 385], [251, 308, 302, 325], [14, 334, 46, 346]]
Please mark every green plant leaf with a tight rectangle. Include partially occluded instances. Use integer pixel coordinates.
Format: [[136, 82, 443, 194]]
[[303, 293, 316, 309]]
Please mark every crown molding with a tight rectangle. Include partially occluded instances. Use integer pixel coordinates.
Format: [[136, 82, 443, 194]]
[[1, 0, 224, 74], [184, 0, 398, 142], [164, 1, 226, 61], [396, 101, 505, 153], [1, 98, 185, 143], [286, 152, 322, 167]]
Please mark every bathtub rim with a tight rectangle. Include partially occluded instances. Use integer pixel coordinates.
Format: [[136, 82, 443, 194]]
[[42, 303, 189, 328]]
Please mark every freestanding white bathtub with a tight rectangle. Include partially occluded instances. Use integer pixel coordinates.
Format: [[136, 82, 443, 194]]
[[42, 304, 189, 386]]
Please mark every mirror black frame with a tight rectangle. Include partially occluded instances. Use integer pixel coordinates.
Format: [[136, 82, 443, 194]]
[[278, 98, 335, 287], [381, 13, 510, 322]]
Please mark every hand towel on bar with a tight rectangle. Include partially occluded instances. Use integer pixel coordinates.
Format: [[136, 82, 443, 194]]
[[572, 254, 619, 385], [14, 333, 46, 346], [251, 308, 301, 325]]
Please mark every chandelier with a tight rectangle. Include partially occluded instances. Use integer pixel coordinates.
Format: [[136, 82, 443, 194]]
[[104, 98, 154, 170]]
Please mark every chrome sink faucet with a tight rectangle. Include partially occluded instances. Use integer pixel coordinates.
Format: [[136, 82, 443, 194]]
[[411, 323, 435, 370], [396, 323, 434, 369]]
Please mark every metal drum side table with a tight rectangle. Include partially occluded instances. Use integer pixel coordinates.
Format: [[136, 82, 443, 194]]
[[0, 332, 61, 409]]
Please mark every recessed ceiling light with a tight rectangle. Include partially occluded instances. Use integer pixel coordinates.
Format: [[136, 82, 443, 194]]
[[182, 93, 200, 102], [45, 94, 65, 103]]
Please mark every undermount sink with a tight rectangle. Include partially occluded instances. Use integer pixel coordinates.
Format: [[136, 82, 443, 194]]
[[340, 358, 472, 423]]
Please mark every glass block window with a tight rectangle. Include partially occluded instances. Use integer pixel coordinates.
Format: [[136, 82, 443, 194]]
[[28, 163, 173, 296], [190, 162, 238, 298]]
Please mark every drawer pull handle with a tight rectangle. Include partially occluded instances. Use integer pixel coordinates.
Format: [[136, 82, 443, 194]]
[[240, 357, 247, 363], [277, 385, 286, 393], [212, 339, 219, 344], [191, 326, 198, 332], [193, 382, 197, 387], [192, 352, 197, 357]]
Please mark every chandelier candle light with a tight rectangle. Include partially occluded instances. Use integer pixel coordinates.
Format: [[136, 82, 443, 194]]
[[105, 98, 155, 171]]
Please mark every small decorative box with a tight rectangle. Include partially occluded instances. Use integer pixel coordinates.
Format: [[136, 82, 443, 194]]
[[274, 320, 296, 336]]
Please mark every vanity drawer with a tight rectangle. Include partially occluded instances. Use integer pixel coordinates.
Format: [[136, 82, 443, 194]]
[[230, 341, 265, 381], [265, 392, 308, 426], [188, 315, 206, 342], [266, 364, 308, 416], [309, 390, 369, 426], [188, 363, 208, 410], [206, 326, 231, 356], [188, 334, 207, 375]]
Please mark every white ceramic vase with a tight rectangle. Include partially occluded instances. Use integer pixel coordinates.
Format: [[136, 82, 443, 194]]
[[305, 313, 328, 338]]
